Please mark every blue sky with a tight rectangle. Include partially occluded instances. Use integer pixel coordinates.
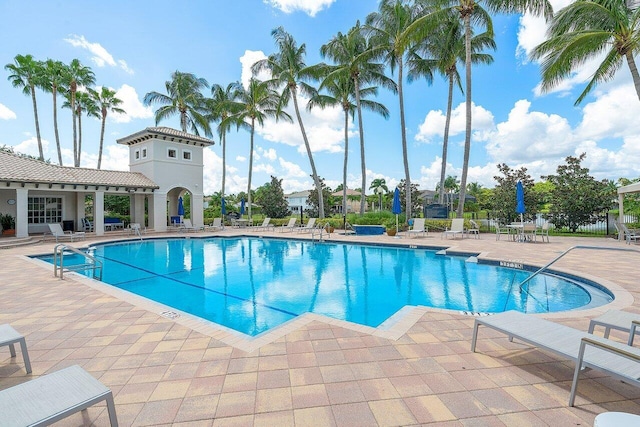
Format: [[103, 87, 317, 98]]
[[1, 0, 639, 197]]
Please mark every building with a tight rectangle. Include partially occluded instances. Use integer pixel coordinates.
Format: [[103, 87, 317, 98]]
[[331, 189, 364, 213], [285, 190, 311, 214], [0, 127, 214, 238]]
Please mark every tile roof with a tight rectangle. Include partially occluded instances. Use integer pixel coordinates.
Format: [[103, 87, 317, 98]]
[[332, 189, 362, 197], [0, 151, 159, 188], [116, 126, 215, 147]]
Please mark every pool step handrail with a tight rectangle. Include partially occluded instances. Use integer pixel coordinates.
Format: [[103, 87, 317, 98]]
[[310, 223, 332, 242], [53, 244, 103, 281], [519, 245, 640, 291]]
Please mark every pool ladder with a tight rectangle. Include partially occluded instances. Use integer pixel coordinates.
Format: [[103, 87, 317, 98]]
[[53, 244, 103, 281], [311, 223, 332, 242], [519, 245, 640, 292]]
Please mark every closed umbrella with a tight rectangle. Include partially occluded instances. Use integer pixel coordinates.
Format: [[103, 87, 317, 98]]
[[221, 197, 226, 215], [392, 188, 401, 237], [240, 198, 245, 217], [178, 196, 185, 216], [516, 181, 525, 225]]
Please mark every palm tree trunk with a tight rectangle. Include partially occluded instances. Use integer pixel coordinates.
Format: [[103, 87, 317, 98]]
[[342, 109, 349, 218], [52, 86, 63, 166], [355, 80, 366, 216], [398, 59, 411, 219], [626, 51, 640, 101], [98, 111, 106, 169], [292, 88, 324, 218], [248, 118, 255, 219], [77, 108, 83, 166], [457, 12, 473, 218], [221, 131, 227, 199], [30, 84, 44, 161], [439, 73, 455, 205], [71, 90, 78, 167]]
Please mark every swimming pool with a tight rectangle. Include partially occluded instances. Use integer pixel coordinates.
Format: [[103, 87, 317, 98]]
[[38, 237, 612, 336]]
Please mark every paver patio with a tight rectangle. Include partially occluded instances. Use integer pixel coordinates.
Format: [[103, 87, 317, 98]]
[[1, 228, 639, 426]]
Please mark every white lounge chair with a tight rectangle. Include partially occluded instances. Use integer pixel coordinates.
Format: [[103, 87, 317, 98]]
[[615, 221, 639, 244], [127, 223, 145, 237], [0, 364, 118, 426], [280, 218, 298, 232], [468, 219, 480, 239], [539, 221, 550, 242], [495, 223, 512, 241], [588, 309, 640, 346], [297, 218, 317, 233], [47, 223, 85, 242], [253, 217, 274, 231], [471, 311, 640, 406], [442, 218, 465, 239], [81, 218, 93, 232], [407, 218, 427, 238], [179, 219, 202, 233], [206, 217, 224, 231], [0, 324, 31, 374]]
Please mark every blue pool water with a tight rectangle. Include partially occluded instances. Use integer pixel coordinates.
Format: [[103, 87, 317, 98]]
[[37, 237, 612, 336]]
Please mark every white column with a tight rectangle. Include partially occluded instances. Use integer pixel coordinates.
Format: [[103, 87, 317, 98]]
[[618, 192, 625, 241], [131, 194, 146, 226], [152, 193, 167, 232], [15, 188, 28, 238], [76, 193, 85, 231], [192, 194, 204, 227], [95, 191, 105, 236]]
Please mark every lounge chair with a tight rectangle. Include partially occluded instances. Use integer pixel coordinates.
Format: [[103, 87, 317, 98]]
[[280, 218, 297, 232], [468, 219, 480, 239], [615, 221, 639, 244], [495, 223, 512, 241], [588, 309, 640, 346], [253, 217, 274, 231], [0, 324, 31, 374], [179, 219, 202, 233], [47, 223, 85, 242], [127, 223, 145, 236], [81, 217, 94, 232], [522, 222, 537, 242], [206, 217, 224, 231], [442, 218, 465, 239], [539, 221, 550, 242], [471, 311, 640, 406], [297, 218, 317, 233], [407, 218, 427, 238], [0, 364, 118, 426]]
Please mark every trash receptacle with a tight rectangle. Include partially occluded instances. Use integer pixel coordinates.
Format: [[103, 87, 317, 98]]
[[62, 220, 74, 232]]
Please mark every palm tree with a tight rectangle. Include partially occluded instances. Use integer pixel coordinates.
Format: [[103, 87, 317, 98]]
[[209, 83, 242, 199], [321, 22, 396, 215], [62, 91, 99, 166], [88, 87, 125, 169], [369, 178, 389, 211], [365, 0, 418, 219], [531, 0, 640, 104], [253, 27, 327, 218], [232, 78, 291, 219], [408, 14, 495, 205], [5, 54, 45, 161], [66, 59, 95, 166], [42, 59, 67, 165], [144, 71, 211, 136]]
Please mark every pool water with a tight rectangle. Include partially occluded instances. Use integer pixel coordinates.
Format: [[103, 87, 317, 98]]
[[38, 237, 612, 336]]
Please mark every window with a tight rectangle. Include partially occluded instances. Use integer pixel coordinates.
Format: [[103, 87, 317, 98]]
[[28, 197, 62, 224], [142, 147, 147, 158], [168, 148, 177, 158], [134, 150, 140, 160], [182, 150, 192, 161]]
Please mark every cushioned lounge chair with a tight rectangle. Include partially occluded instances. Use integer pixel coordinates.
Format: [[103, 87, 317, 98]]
[[471, 311, 640, 406], [0, 365, 118, 426], [407, 218, 427, 238], [443, 218, 465, 239], [589, 309, 640, 346], [0, 324, 31, 374], [47, 223, 85, 242]]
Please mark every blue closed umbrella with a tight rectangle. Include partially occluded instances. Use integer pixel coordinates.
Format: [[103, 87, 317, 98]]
[[221, 197, 226, 215], [392, 188, 401, 234], [516, 181, 525, 223], [240, 198, 245, 216], [177, 196, 185, 216]]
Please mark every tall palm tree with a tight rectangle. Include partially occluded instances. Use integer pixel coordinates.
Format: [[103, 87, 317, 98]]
[[144, 71, 211, 136], [365, 0, 419, 219], [428, 0, 552, 217], [369, 178, 389, 210], [5, 54, 45, 160], [531, 0, 640, 104], [62, 91, 99, 166], [66, 59, 95, 166], [88, 87, 125, 169], [253, 27, 327, 218], [408, 14, 495, 205], [42, 59, 67, 165], [321, 22, 397, 215], [209, 83, 242, 199], [232, 78, 291, 219]]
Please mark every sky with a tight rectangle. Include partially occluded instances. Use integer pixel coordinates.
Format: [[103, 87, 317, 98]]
[[1, 0, 639, 197]]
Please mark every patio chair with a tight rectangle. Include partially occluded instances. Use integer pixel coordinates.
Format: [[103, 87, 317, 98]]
[[471, 311, 640, 406], [0, 324, 32, 374], [127, 223, 145, 237], [495, 223, 511, 241], [468, 219, 480, 239], [297, 218, 317, 233], [588, 309, 640, 346], [539, 221, 550, 242], [0, 364, 118, 426], [407, 218, 427, 238], [253, 217, 274, 231], [615, 221, 639, 244], [442, 218, 465, 239], [47, 223, 85, 242], [179, 219, 202, 233], [206, 217, 224, 231], [81, 218, 94, 232], [522, 222, 537, 242], [280, 217, 298, 232]]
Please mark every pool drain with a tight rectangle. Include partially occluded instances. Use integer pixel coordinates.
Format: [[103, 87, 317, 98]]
[[161, 310, 179, 319]]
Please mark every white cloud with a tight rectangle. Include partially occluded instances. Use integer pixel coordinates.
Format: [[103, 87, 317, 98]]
[[254, 163, 276, 174], [64, 34, 133, 74], [415, 102, 494, 143], [0, 103, 17, 120], [576, 84, 640, 141], [239, 50, 268, 88], [258, 146, 277, 160], [80, 144, 129, 170], [264, 0, 335, 16], [278, 157, 307, 178], [236, 155, 246, 162], [110, 84, 153, 123], [13, 136, 49, 158]]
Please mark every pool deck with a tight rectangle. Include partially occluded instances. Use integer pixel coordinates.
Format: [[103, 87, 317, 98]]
[[1, 227, 639, 425]]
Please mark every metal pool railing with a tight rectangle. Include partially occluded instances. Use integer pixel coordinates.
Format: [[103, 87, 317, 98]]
[[53, 244, 103, 280]]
